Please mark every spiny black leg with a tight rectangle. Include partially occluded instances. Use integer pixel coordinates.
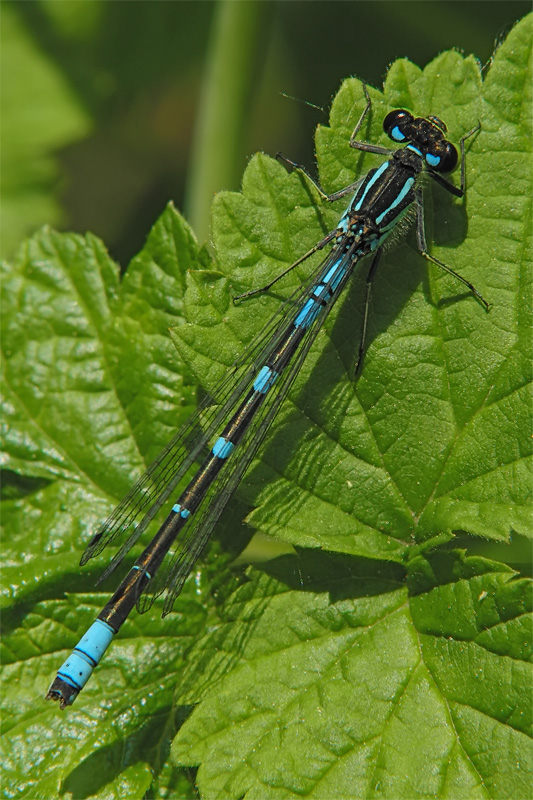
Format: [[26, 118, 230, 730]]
[[233, 229, 337, 302], [428, 121, 481, 198], [354, 248, 382, 377], [275, 152, 330, 201], [276, 152, 365, 204], [458, 122, 481, 195], [415, 187, 491, 311], [349, 84, 392, 159], [350, 83, 372, 140]]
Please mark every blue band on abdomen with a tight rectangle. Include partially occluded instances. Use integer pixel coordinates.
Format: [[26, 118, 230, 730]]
[[295, 297, 320, 328], [253, 365, 279, 393], [172, 503, 191, 518], [212, 437, 235, 459], [56, 619, 115, 691]]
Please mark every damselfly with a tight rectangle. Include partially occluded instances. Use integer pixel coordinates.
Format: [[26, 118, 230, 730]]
[[47, 87, 489, 708]]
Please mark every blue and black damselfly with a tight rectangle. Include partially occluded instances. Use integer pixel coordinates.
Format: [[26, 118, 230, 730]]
[[47, 88, 490, 708]]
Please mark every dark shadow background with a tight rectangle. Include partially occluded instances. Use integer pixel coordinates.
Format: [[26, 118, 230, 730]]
[[4, 0, 529, 263]]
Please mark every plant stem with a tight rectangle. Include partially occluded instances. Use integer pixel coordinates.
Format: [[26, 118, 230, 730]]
[[185, 0, 267, 244]]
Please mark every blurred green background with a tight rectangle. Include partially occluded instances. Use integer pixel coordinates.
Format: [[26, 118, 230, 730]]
[[1, 0, 528, 264]]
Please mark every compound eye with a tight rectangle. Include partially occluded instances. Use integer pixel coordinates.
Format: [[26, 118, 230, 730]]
[[427, 141, 457, 173], [383, 109, 413, 143]]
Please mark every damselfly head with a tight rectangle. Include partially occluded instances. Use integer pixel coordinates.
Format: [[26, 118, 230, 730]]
[[383, 108, 458, 174]]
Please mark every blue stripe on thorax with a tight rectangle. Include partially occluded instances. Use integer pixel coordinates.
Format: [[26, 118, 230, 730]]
[[354, 161, 390, 211], [375, 176, 414, 226]]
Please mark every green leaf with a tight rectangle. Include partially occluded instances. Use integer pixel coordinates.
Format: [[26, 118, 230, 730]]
[[1, 206, 210, 797], [1, 17, 531, 800], [172, 552, 531, 800], [0, 4, 90, 259]]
